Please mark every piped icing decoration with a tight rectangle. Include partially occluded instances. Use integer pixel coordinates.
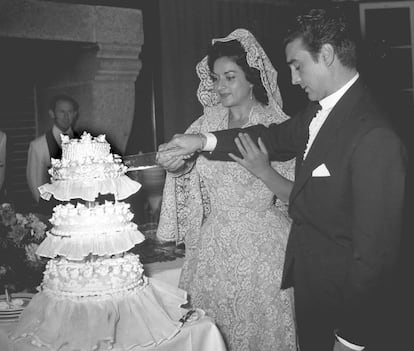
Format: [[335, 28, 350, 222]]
[[49, 132, 126, 181], [41, 253, 147, 298]]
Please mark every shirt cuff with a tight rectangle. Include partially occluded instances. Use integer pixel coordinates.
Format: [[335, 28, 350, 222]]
[[336, 335, 365, 351], [203, 132, 217, 151]]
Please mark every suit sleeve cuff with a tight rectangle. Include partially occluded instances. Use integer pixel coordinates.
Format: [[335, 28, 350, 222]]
[[202, 132, 217, 151]]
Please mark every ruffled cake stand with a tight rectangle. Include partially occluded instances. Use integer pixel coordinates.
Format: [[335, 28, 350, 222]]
[[10, 177, 188, 350]]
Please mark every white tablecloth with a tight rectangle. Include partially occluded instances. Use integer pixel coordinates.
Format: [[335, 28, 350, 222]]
[[0, 315, 226, 351], [144, 258, 184, 287], [0, 258, 227, 351]]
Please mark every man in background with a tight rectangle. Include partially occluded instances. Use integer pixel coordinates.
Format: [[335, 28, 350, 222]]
[[26, 94, 79, 206]]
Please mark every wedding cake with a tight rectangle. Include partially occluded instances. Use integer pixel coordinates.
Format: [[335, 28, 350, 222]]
[[38, 133, 140, 202], [36, 201, 144, 260], [10, 132, 188, 350], [50, 133, 125, 181]]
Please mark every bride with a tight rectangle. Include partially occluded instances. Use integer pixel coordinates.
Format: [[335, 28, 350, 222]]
[[157, 28, 296, 351]]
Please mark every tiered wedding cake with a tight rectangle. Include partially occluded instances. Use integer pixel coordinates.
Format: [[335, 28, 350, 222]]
[[10, 132, 187, 350]]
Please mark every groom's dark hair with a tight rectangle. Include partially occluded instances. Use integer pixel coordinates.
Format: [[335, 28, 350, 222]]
[[285, 7, 357, 68]]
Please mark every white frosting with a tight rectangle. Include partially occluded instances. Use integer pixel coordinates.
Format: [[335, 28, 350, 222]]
[[42, 253, 146, 298], [49, 201, 137, 237], [49, 132, 127, 181], [62, 132, 110, 163]]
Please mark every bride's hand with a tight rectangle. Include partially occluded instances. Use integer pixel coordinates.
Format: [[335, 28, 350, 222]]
[[228, 133, 272, 179], [156, 149, 186, 173]]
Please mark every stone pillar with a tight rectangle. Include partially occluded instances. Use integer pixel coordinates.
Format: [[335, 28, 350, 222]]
[[0, 0, 144, 154], [69, 43, 142, 154]]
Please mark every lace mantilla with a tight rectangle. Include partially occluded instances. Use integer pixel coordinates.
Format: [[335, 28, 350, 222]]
[[196, 28, 287, 121]]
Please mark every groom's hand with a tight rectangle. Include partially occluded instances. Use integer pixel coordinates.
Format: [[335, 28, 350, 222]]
[[156, 134, 204, 173], [158, 134, 205, 157], [156, 148, 186, 173]]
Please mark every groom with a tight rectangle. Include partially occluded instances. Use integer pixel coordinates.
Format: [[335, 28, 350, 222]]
[[157, 7, 407, 351]]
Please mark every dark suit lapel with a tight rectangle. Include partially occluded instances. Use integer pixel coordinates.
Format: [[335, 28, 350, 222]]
[[290, 79, 365, 202]]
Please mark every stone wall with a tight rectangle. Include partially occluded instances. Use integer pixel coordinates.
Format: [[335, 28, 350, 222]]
[[0, 0, 143, 153]]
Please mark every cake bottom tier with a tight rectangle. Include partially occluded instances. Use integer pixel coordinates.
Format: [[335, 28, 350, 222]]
[[9, 278, 187, 351]]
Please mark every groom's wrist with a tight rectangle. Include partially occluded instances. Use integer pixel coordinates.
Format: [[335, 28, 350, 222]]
[[197, 132, 217, 151]]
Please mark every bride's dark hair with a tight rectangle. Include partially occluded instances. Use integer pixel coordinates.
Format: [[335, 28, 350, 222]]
[[207, 39, 269, 105]]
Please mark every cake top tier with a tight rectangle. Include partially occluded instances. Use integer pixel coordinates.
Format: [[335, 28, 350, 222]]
[[61, 132, 111, 165], [39, 132, 141, 202], [48, 131, 127, 183]]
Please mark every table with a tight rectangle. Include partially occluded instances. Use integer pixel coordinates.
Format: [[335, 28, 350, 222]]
[[144, 257, 184, 287], [0, 258, 227, 351]]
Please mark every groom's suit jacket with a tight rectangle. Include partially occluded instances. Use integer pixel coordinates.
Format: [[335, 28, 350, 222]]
[[209, 78, 407, 346]]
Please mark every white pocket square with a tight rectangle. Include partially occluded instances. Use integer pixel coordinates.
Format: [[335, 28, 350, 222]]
[[312, 163, 330, 177]]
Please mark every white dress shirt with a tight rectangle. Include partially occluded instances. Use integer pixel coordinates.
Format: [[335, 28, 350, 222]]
[[303, 73, 359, 160], [26, 125, 74, 202]]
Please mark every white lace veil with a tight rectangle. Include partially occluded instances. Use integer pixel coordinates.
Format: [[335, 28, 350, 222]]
[[157, 29, 291, 244], [196, 28, 286, 118]]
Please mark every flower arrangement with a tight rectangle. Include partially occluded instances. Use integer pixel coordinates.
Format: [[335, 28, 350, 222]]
[[0, 203, 48, 292]]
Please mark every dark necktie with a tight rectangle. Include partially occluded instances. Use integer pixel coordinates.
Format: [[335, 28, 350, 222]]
[[308, 101, 322, 122], [301, 101, 322, 162]]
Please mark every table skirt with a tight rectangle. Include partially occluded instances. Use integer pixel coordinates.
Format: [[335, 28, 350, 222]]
[[0, 315, 226, 351]]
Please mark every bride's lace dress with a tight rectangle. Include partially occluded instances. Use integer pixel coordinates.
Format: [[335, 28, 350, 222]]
[[157, 28, 297, 351], [186, 159, 295, 350], [158, 105, 297, 351]]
